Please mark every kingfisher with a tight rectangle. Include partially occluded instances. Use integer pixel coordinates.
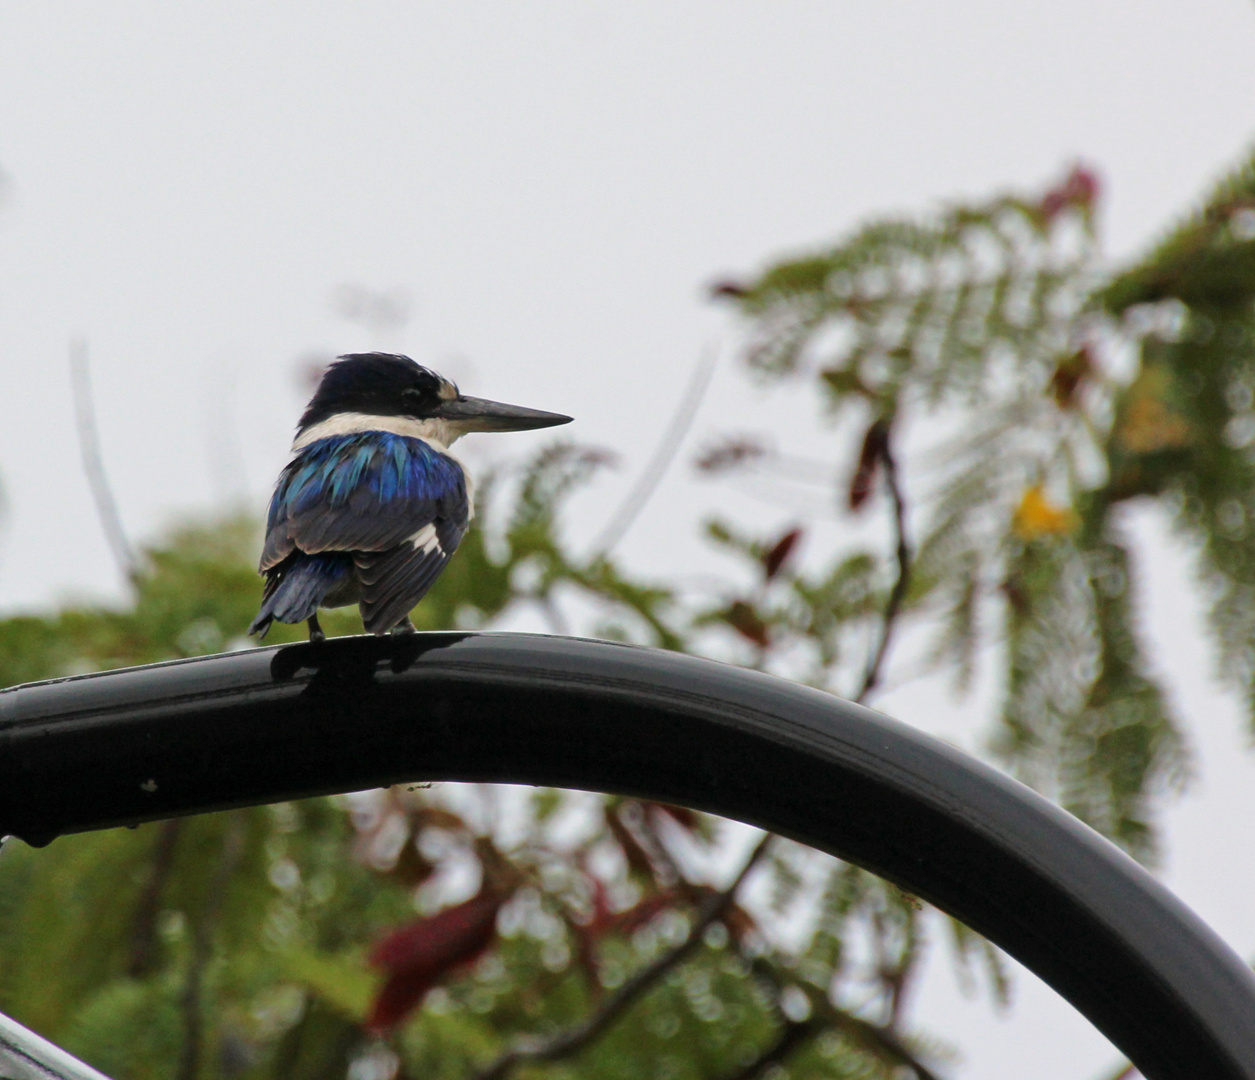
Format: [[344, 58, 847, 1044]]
[[249, 352, 571, 641]]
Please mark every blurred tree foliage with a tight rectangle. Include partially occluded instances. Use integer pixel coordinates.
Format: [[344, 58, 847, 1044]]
[[3, 147, 1255, 1080]]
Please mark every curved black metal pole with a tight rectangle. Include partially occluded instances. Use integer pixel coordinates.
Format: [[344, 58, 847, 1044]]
[[2, 632, 1254, 1080]]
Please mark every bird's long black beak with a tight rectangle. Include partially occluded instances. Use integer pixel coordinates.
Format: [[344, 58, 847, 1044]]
[[433, 395, 573, 433]]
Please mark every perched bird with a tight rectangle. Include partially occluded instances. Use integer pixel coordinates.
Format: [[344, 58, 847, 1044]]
[[249, 352, 571, 640]]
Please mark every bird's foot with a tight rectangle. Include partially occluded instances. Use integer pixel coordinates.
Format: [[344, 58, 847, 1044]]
[[308, 614, 326, 643], [391, 617, 416, 636]]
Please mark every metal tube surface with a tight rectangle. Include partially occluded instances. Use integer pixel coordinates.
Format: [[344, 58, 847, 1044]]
[[2, 632, 1253, 1079], [0, 1008, 112, 1080]]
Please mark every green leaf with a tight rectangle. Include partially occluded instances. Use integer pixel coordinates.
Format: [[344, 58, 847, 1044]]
[[279, 948, 377, 1023]]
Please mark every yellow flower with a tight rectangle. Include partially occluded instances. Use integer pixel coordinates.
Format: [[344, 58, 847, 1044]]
[[1013, 485, 1078, 539]]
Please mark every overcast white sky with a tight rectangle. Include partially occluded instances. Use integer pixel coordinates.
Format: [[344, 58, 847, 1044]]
[[3, 3, 1255, 1077]]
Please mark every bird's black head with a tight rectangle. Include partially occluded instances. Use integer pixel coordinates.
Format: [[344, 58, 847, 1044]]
[[297, 352, 572, 440], [299, 353, 457, 429]]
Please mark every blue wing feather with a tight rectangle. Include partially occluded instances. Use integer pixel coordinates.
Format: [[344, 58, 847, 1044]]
[[256, 431, 469, 633], [261, 432, 467, 571]]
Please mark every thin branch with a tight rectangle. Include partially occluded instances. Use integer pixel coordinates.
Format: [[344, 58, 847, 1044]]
[[818, 1003, 945, 1080], [855, 430, 911, 704], [587, 347, 718, 558], [471, 832, 773, 1080], [127, 819, 184, 977], [177, 812, 246, 1080], [721, 1017, 823, 1080], [69, 338, 140, 582], [733, 956, 947, 1080]]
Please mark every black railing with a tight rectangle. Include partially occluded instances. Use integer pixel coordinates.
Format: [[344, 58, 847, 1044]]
[[2, 632, 1254, 1080]]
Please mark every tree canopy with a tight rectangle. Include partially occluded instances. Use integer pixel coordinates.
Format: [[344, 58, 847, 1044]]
[[3, 147, 1255, 1080]]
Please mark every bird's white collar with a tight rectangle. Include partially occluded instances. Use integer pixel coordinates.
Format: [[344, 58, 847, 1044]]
[[292, 412, 460, 453]]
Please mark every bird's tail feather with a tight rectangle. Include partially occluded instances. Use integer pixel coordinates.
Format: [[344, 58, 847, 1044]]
[[249, 553, 353, 637]]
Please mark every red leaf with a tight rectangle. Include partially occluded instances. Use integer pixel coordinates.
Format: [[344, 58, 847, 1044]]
[[1000, 576, 1030, 619], [414, 806, 472, 832], [709, 279, 750, 299], [694, 436, 768, 475], [646, 802, 702, 833], [367, 888, 504, 1030], [724, 601, 770, 649], [390, 841, 437, 889], [1049, 346, 1093, 409], [721, 900, 759, 944], [586, 874, 615, 932], [762, 528, 802, 581], [848, 419, 890, 511], [1040, 163, 1100, 225]]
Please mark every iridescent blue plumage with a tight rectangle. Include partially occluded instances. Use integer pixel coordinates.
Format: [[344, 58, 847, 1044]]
[[250, 431, 470, 637], [268, 433, 463, 534]]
